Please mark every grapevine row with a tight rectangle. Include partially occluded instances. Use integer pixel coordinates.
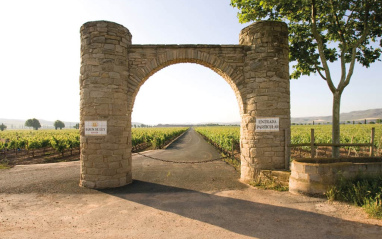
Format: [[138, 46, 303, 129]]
[[132, 127, 188, 151], [195, 124, 382, 155], [194, 126, 240, 154], [0, 127, 189, 158]]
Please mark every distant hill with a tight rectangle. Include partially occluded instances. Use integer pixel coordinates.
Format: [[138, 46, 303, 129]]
[[1, 109, 381, 129], [292, 108, 382, 124]]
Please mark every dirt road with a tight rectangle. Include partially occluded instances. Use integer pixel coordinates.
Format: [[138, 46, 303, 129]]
[[1, 129, 381, 238]]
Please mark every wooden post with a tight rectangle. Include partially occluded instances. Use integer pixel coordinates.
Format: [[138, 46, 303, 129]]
[[285, 128, 290, 170], [348, 136, 353, 156], [231, 138, 234, 161], [370, 127, 375, 157], [311, 128, 315, 158]]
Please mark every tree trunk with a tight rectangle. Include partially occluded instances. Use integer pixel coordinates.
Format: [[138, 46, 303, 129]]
[[332, 91, 342, 158]]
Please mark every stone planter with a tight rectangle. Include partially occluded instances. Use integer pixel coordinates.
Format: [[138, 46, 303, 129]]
[[289, 158, 382, 196]]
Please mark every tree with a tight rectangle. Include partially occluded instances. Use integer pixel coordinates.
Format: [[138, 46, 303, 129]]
[[231, 0, 382, 157], [73, 123, 79, 129], [25, 118, 41, 130], [0, 123, 6, 131], [54, 120, 65, 130]]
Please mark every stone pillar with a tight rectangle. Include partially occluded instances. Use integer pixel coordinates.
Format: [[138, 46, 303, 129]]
[[239, 21, 290, 182], [79, 21, 132, 188]]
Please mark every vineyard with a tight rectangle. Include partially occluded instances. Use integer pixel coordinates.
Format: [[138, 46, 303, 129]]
[[1, 124, 380, 167], [131, 127, 188, 151], [194, 126, 241, 169], [290, 124, 382, 157], [0, 127, 188, 166], [0, 129, 80, 160], [195, 124, 382, 160], [194, 126, 240, 154]]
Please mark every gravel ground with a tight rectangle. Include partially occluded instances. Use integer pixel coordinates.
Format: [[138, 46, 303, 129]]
[[1, 129, 382, 238]]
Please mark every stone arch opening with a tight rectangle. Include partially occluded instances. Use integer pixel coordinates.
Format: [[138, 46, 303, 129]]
[[79, 20, 290, 189], [130, 59, 244, 116], [127, 48, 245, 116], [131, 61, 242, 125]]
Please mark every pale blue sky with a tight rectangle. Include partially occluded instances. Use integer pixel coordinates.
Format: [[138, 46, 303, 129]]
[[1, 0, 381, 124]]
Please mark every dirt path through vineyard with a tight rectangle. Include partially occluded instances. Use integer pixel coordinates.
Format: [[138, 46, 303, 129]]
[[1, 129, 382, 238]]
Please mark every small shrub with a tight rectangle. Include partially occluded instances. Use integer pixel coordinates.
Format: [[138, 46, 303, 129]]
[[364, 193, 382, 219], [0, 158, 11, 169], [327, 175, 382, 219], [250, 178, 289, 191]]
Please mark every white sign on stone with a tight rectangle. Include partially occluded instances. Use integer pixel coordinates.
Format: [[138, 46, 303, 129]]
[[255, 117, 279, 132], [85, 121, 107, 136]]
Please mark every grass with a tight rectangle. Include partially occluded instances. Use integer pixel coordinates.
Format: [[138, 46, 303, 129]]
[[221, 153, 241, 171], [326, 175, 382, 219], [0, 159, 11, 169], [249, 178, 289, 191]]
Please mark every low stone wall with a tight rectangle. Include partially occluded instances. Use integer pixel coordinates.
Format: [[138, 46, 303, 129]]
[[289, 158, 382, 196]]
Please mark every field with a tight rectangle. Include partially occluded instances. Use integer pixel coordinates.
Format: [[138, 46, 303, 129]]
[[131, 127, 188, 151], [194, 126, 240, 153], [0, 127, 188, 166], [290, 124, 382, 157], [195, 124, 382, 158], [1, 124, 381, 167]]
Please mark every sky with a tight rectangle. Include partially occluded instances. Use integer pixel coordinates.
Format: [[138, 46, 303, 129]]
[[0, 0, 381, 125]]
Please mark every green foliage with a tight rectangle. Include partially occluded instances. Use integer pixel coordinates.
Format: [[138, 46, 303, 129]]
[[50, 136, 68, 157], [0, 123, 7, 131], [0, 129, 79, 157], [231, 0, 382, 158], [25, 118, 41, 130], [249, 178, 289, 191], [231, 0, 382, 78], [132, 127, 188, 149], [0, 128, 186, 155], [194, 126, 239, 153], [364, 193, 382, 219], [291, 124, 382, 149], [0, 159, 10, 170], [54, 120, 65, 130], [195, 125, 382, 153], [326, 175, 382, 219], [26, 140, 41, 157]]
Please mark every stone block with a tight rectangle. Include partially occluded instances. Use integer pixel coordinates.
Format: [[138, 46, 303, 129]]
[[96, 179, 120, 188], [108, 162, 121, 169], [80, 180, 96, 188], [304, 165, 317, 174], [102, 168, 117, 176]]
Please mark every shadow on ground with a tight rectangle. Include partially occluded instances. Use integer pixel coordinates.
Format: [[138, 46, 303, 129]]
[[101, 180, 382, 239]]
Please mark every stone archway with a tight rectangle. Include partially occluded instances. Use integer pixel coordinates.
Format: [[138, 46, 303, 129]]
[[79, 20, 290, 189]]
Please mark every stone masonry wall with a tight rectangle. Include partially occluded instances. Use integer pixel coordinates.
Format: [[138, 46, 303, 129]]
[[127, 45, 246, 114], [290, 159, 382, 195], [80, 21, 132, 188], [239, 21, 290, 182], [79, 20, 290, 189]]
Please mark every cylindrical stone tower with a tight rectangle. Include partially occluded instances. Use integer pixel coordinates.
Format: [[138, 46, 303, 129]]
[[239, 21, 290, 182], [79, 21, 132, 188]]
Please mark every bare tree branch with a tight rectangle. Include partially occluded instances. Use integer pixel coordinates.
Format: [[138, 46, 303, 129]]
[[330, 0, 348, 90], [314, 64, 327, 81], [340, 0, 370, 92], [330, 0, 347, 47], [311, 0, 336, 93]]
